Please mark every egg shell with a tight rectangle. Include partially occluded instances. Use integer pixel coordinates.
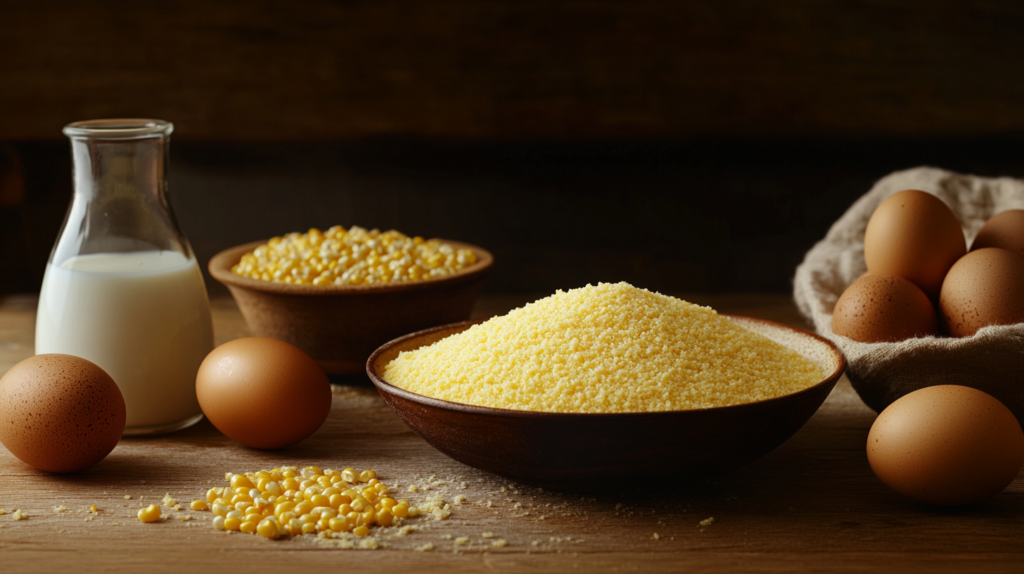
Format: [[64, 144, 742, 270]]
[[864, 189, 966, 300], [939, 247, 1024, 337], [970, 209, 1024, 258], [867, 385, 1024, 506], [0, 354, 126, 473], [196, 337, 331, 449], [832, 274, 937, 343]]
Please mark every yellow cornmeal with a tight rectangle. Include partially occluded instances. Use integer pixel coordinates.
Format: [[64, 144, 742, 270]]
[[383, 283, 822, 412]]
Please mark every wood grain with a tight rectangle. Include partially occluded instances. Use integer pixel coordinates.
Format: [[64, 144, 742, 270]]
[[1, 293, 1023, 573], [3, 2, 1024, 141]]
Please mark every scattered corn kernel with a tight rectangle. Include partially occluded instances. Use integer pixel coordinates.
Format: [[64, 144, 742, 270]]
[[257, 518, 279, 539], [191, 500, 209, 511], [88, 504, 98, 513], [137, 505, 161, 523], [203, 466, 421, 541], [231, 226, 478, 286]]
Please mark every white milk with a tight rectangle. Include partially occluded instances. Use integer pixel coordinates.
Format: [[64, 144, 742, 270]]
[[36, 251, 214, 432]]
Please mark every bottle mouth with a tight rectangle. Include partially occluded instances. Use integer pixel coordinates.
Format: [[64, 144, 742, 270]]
[[63, 119, 173, 140]]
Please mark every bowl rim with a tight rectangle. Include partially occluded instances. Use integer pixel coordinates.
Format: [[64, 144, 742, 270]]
[[366, 315, 847, 419], [209, 238, 494, 295]]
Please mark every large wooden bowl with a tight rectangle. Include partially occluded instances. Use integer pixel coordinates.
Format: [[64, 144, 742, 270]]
[[367, 316, 845, 489], [209, 240, 493, 376]]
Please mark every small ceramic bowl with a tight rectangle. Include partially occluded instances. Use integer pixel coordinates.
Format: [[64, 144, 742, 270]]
[[209, 240, 493, 376], [367, 316, 845, 489]]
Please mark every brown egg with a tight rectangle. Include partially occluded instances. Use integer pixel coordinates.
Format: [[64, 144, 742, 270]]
[[864, 189, 966, 300], [970, 209, 1024, 257], [0, 354, 126, 473], [867, 385, 1024, 505], [196, 337, 331, 449], [939, 247, 1024, 337], [832, 274, 937, 343]]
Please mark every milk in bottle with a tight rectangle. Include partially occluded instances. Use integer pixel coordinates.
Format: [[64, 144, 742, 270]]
[[37, 119, 213, 434]]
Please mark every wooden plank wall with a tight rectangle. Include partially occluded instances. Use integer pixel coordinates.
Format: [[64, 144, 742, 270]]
[[3, 1, 1024, 295], [2, 1, 1024, 141]]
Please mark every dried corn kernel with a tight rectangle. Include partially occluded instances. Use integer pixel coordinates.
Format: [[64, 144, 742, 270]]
[[257, 518, 279, 539], [231, 226, 478, 286], [137, 505, 161, 523]]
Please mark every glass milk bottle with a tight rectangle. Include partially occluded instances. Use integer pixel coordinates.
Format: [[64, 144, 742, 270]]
[[36, 119, 213, 435]]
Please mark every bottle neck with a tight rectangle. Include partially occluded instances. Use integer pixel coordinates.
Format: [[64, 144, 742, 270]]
[[51, 131, 191, 267]]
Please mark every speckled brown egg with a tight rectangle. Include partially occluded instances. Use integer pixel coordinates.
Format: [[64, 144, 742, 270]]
[[196, 337, 331, 449], [867, 385, 1024, 506], [970, 209, 1024, 258], [864, 189, 966, 300], [0, 354, 126, 473], [939, 247, 1024, 337], [832, 274, 937, 343]]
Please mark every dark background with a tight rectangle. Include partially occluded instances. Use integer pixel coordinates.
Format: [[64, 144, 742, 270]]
[[3, 1, 1024, 296]]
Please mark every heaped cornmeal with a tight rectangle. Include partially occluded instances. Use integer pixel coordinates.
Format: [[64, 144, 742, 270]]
[[383, 283, 822, 412]]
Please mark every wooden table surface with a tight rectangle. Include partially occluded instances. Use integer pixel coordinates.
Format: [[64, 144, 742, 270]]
[[1, 293, 1022, 573]]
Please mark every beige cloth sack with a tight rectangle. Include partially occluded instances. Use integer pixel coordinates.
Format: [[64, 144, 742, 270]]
[[793, 166, 1024, 421]]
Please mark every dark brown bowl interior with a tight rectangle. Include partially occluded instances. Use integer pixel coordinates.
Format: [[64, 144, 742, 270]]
[[209, 239, 493, 375], [367, 316, 846, 489]]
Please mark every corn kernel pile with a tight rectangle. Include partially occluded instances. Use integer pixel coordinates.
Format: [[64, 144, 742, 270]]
[[204, 466, 419, 540], [232, 226, 478, 286]]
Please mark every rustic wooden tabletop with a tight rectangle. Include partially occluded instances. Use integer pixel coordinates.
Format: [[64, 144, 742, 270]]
[[1, 293, 1022, 573]]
